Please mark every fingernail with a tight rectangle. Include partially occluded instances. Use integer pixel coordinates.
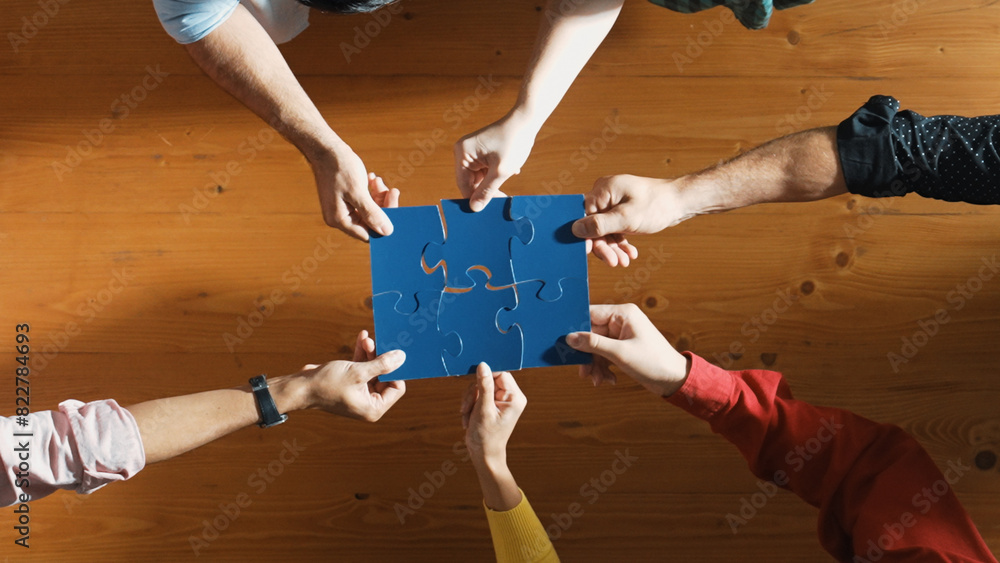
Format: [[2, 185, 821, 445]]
[[571, 221, 586, 237], [470, 200, 483, 212], [566, 333, 581, 347]]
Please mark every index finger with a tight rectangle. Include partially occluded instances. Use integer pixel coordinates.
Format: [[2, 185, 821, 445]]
[[588, 304, 630, 327], [493, 370, 522, 400], [374, 379, 406, 413], [454, 145, 482, 198]]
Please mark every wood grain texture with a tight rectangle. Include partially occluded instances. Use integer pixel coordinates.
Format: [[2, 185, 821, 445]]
[[1, 0, 999, 560]]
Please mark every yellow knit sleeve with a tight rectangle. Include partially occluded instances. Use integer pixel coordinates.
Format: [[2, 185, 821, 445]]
[[484, 490, 560, 563]]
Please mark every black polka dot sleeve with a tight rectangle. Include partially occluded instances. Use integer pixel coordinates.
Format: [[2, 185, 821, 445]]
[[837, 95, 1000, 204]]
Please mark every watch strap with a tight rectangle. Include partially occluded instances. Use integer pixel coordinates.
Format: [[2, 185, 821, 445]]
[[249, 374, 288, 428]]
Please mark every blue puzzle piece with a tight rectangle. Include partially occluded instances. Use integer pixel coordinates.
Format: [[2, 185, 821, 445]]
[[508, 195, 588, 302], [438, 270, 523, 375], [423, 198, 532, 289], [370, 206, 445, 314], [373, 290, 462, 381], [496, 278, 592, 369]]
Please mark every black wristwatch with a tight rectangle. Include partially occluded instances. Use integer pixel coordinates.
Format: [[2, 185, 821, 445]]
[[249, 375, 288, 428]]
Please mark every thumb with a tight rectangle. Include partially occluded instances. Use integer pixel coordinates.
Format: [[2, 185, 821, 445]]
[[566, 331, 623, 364], [469, 167, 510, 212], [572, 208, 629, 239], [360, 350, 405, 381], [472, 362, 496, 417], [348, 189, 394, 237]]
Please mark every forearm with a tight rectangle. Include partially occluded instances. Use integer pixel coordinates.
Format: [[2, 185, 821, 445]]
[[184, 4, 343, 163], [127, 375, 309, 464], [512, 0, 624, 132], [676, 126, 847, 217], [472, 456, 522, 512]]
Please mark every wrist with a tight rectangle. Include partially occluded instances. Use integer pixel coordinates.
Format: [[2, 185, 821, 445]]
[[655, 350, 692, 398], [267, 374, 312, 414], [302, 135, 351, 168], [667, 175, 723, 218], [470, 449, 508, 473], [504, 104, 545, 139]]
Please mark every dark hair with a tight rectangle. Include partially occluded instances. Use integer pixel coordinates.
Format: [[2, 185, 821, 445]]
[[296, 0, 399, 13]]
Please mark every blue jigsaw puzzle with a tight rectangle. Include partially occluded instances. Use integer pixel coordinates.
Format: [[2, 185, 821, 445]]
[[438, 270, 523, 375], [370, 206, 445, 314], [372, 290, 462, 381], [368, 194, 590, 381], [423, 198, 532, 289], [497, 278, 591, 369], [509, 195, 588, 302]]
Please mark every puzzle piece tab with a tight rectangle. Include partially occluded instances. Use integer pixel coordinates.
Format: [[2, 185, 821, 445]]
[[508, 195, 588, 302], [370, 206, 445, 314], [423, 198, 532, 289], [497, 278, 592, 369], [373, 290, 462, 381], [438, 270, 523, 375]]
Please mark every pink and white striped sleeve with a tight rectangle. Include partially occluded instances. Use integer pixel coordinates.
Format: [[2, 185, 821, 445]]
[[0, 399, 146, 506]]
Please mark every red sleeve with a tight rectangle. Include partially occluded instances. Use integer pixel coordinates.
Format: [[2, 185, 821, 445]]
[[667, 353, 996, 563]]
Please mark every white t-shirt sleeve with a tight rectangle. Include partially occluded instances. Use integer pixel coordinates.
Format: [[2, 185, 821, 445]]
[[152, 0, 241, 44], [152, 0, 310, 45]]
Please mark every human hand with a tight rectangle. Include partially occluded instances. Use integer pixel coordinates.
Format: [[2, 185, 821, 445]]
[[572, 174, 701, 266], [368, 172, 400, 210], [454, 112, 538, 211], [295, 330, 406, 422], [311, 145, 394, 241], [566, 304, 689, 397], [460, 363, 527, 467]]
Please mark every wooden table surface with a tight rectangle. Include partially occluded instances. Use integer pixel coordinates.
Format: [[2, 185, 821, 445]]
[[1, 0, 999, 560]]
